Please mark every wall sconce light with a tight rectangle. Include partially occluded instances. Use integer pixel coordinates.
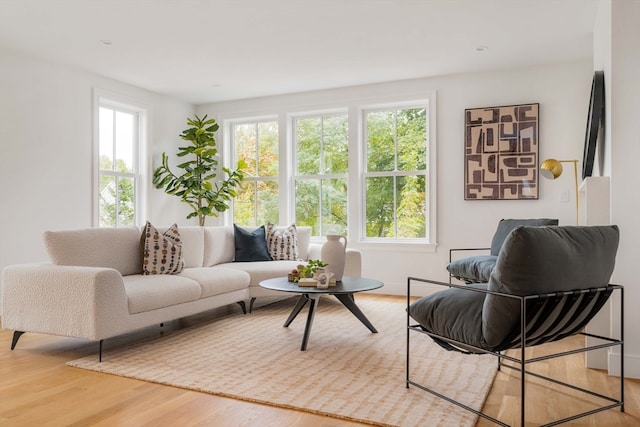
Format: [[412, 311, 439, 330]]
[[540, 158, 579, 225]]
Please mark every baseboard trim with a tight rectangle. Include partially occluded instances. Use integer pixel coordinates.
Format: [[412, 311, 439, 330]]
[[609, 351, 640, 379], [367, 280, 445, 298]]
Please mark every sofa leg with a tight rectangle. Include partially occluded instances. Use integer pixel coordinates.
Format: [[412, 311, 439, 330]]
[[10, 331, 25, 350], [236, 301, 247, 314], [249, 297, 256, 313], [99, 340, 103, 362]]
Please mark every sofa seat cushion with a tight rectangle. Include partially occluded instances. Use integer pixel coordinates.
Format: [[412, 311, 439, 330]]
[[123, 274, 202, 314], [179, 267, 250, 298], [219, 260, 300, 287]]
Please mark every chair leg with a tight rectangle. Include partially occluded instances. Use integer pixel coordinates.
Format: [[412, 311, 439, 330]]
[[620, 286, 625, 413], [249, 297, 256, 313], [520, 298, 527, 427], [99, 340, 103, 362], [10, 331, 25, 350]]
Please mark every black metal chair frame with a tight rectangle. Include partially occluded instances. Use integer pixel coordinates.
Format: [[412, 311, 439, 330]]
[[406, 276, 624, 427]]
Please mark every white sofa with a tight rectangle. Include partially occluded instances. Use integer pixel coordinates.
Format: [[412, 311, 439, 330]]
[[1, 225, 361, 360]]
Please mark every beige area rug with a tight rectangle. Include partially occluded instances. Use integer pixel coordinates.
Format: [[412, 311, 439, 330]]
[[68, 296, 497, 426]]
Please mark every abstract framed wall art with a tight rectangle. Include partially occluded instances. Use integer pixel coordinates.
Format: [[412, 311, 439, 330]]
[[464, 103, 539, 200]]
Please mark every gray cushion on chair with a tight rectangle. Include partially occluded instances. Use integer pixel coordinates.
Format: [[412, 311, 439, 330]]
[[447, 255, 497, 283], [482, 225, 619, 349], [447, 218, 558, 283], [409, 284, 487, 352], [489, 218, 559, 255]]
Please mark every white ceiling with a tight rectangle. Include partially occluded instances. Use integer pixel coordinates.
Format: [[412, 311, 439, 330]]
[[0, 0, 599, 105]]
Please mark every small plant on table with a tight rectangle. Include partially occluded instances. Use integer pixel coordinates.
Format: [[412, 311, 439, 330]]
[[288, 259, 327, 282]]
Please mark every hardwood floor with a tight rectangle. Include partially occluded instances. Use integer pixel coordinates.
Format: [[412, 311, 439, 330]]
[[1, 294, 638, 426]]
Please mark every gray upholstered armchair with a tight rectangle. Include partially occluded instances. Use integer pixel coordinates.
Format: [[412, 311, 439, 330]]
[[447, 218, 558, 283], [407, 225, 624, 426]]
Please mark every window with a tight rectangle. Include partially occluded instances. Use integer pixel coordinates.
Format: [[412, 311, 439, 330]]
[[96, 100, 145, 227], [225, 96, 434, 245], [363, 106, 428, 240], [294, 113, 348, 236], [232, 120, 279, 226]]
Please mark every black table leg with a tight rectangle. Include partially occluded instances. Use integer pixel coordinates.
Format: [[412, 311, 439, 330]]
[[300, 295, 319, 351], [284, 294, 308, 327], [334, 293, 378, 333]]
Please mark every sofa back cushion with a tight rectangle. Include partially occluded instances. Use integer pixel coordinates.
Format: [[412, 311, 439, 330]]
[[202, 225, 311, 266], [168, 226, 204, 268], [295, 226, 311, 260], [203, 226, 235, 266], [44, 227, 142, 276], [482, 225, 619, 349]]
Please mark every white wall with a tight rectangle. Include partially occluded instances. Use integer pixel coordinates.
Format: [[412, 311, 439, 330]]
[[0, 46, 194, 274], [593, 0, 640, 378], [197, 60, 593, 295]]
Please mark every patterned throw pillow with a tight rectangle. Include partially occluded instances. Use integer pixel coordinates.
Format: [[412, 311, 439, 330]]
[[142, 222, 184, 275], [266, 223, 299, 261]]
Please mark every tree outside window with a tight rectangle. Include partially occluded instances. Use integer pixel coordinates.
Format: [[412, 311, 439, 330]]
[[294, 114, 348, 236], [233, 120, 279, 226], [364, 107, 428, 239]]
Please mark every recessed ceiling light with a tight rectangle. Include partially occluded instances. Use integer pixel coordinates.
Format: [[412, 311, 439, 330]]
[[476, 45, 488, 51], [100, 40, 112, 45]]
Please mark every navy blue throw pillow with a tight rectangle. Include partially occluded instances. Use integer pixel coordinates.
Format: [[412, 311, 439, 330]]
[[234, 224, 272, 262]]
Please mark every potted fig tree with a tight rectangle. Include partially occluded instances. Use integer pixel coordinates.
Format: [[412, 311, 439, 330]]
[[153, 114, 246, 226]]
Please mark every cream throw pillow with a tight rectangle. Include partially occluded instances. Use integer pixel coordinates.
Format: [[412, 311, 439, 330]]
[[142, 222, 184, 275], [266, 223, 299, 261]]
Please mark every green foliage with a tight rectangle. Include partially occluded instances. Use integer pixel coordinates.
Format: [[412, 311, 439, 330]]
[[294, 115, 349, 235], [99, 157, 135, 227], [153, 114, 246, 226], [297, 259, 328, 279], [232, 121, 280, 226], [365, 108, 427, 238], [230, 108, 427, 240]]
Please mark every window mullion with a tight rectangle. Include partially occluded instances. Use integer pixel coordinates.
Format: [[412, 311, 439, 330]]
[[394, 110, 399, 172], [114, 176, 120, 227], [111, 109, 117, 172], [393, 175, 397, 238], [253, 123, 259, 223]]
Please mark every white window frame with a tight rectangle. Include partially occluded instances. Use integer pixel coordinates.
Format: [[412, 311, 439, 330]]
[[291, 110, 349, 236], [225, 116, 279, 226], [93, 89, 148, 227], [359, 98, 436, 245], [220, 92, 437, 249]]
